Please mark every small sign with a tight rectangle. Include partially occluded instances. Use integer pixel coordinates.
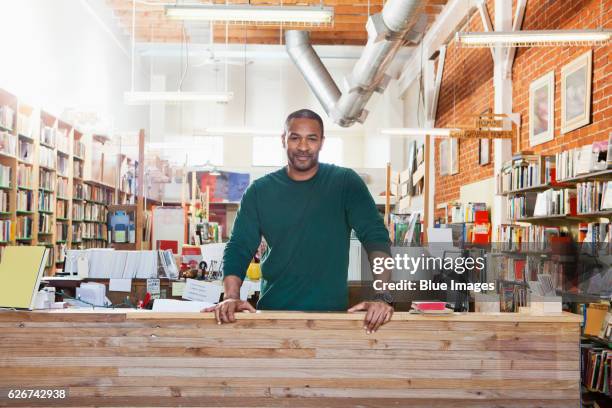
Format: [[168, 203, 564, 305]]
[[147, 279, 161, 299], [182, 279, 223, 304], [171, 281, 186, 297], [109, 278, 132, 292]]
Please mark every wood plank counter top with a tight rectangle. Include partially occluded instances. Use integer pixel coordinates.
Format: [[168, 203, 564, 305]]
[[0, 310, 582, 407]]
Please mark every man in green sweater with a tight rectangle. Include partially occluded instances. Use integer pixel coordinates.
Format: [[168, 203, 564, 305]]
[[203, 109, 394, 333]]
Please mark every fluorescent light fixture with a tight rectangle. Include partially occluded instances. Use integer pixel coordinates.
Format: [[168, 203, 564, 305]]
[[165, 4, 333, 24], [380, 128, 453, 137], [124, 91, 233, 105], [456, 29, 611, 47]]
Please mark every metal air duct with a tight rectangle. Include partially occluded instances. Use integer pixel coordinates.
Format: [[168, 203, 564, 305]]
[[285, 0, 424, 127]]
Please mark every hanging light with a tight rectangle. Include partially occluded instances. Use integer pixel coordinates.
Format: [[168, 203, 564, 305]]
[[456, 29, 611, 48]]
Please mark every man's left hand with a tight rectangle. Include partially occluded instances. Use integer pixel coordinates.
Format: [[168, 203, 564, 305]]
[[347, 301, 393, 334]]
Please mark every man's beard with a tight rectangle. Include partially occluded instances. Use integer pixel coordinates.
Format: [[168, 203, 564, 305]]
[[288, 151, 319, 172]]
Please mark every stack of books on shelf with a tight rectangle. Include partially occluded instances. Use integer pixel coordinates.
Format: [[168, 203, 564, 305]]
[[577, 181, 612, 214], [56, 223, 68, 242], [73, 183, 84, 199], [0, 106, 14, 130], [578, 222, 611, 247], [71, 223, 82, 242], [38, 146, 55, 169], [17, 165, 32, 188], [556, 139, 611, 181], [56, 200, 68, 219], [18, 139, 33, 163], [390, 213, 421, 245], [0, 164, 10, 188], [0, 220, 10, 241], [84, 184, 114, 204], [0, 131, 17, 157], [73, 161, 83, 178], [83, 223, 105, 239], [40, 126, 56, 147], [17, 190, 32, 211], [507, 195, 537, 220]]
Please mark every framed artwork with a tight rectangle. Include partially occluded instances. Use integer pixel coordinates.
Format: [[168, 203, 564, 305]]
[[440, 138, 459, 175], [439, 139, 449, 176], [529, 71, 555, 146], [561, 50, 592, 134], [479, 139, 490, 165]]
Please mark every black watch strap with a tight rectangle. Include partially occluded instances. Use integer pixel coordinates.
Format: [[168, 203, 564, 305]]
[[372, 292, 394, 305]]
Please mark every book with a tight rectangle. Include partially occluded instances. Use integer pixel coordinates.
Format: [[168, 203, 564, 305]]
[[0, 246, 49, 309]]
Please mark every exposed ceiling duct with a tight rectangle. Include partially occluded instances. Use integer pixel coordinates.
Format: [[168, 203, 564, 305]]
[[286, 0, 424, 127]]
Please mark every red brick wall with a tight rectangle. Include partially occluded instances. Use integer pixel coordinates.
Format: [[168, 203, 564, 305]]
[[433, 0, 612, 220], [434, 0, 495, 220]]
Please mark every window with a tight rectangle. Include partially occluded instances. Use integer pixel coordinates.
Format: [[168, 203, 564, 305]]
[[252, 136, 285, 167], [162, 136, 224, 166], [320, 137, 343, 165]]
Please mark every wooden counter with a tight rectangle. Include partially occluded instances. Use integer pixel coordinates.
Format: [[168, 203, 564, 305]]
[[0, 310, 582, 407]]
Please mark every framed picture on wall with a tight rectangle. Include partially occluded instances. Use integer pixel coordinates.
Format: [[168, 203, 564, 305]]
[[479, 139, 490, 165], [439, 139, 449, 176], [561, 50, 592, 134], [529, 71, 555, 146]]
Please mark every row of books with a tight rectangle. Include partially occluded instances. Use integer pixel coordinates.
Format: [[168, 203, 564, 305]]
[[497, 224, 562, 251], [56, 200, 68, 219], [73, 161, 83, 178], [17, 164, 32, 189], [56, 129, 69, 153], [0, 190, 9, 212], [581, 344, 610, 396], [57, 178, 68, 197], [39, 169, 54, 190], [532, 188, 575, 217], [83, 184, 114, 204], [449, 202, 487, 223], [18, 139, 33, 163], [73, 203, 84, 220], [81, 240, 109, 249], [577, 181, 612, 214], [0, 132, 17, 157], [0, 106, 14, 130], [0, 164, 10, 187], [39, 145, 55, 169], [0, 220, 10, 241], [555, 139, 611, 181], [17, 190, 33, 211], [38, 213, 52, 234], [72, 223, 82, 242], [40, 126, 56, 147], [16, 113, 32, 138], [390, 213, 421, 245], [83, 222, 106, 239], [499, 153, 555, 193], [578, 222, 611, 245], [73, 183, 84, 200], [38, 191, 53, 212], [57, 155, 68, 176], [16, 216, 32, 238], [84, 203, 107, 222], [74, 140, 85, 158], [57, 223, 68, 241]]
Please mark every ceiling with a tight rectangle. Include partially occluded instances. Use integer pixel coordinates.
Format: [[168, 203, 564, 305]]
[[106, 0, 448, 46]]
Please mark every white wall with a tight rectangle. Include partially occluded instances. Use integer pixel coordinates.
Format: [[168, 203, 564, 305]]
[[0, 0, 149, 134]]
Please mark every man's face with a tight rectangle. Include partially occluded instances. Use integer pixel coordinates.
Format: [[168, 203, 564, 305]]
[[283, 118, 324, 172]]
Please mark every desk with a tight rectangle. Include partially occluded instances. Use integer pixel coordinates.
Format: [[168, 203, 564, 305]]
[[0, 310, 581, 407]]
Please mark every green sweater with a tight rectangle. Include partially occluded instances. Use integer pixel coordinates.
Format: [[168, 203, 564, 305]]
[[223, 163, 391, 311]]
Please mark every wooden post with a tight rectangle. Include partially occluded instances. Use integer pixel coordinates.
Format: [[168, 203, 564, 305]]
[[423, 135, 431, 244], [136, 129, 145, 249], [384, 162, 391, 230]]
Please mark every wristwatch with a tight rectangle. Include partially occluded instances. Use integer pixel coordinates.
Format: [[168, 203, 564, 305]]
[[372, 291, 394, 305]]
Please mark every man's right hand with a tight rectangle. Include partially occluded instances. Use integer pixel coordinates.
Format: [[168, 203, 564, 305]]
[[202, 298, 256, 324]]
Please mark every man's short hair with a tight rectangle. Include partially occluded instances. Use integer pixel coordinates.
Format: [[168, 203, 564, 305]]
[[284, 109, 324, 137]]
